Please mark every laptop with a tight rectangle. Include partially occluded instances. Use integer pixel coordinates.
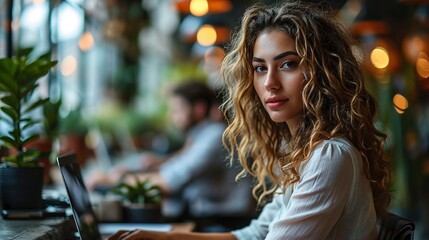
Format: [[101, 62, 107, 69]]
[[56, 153, 172, 240]]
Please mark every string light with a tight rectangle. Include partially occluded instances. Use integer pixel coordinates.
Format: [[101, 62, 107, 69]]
[[197, 24, 217, 46], [190, 0, 209, 17], [393, 94, 409, 114], [60, 56, 77, 77], [370, 47, 390, 69], [79, 32, 95, 52]]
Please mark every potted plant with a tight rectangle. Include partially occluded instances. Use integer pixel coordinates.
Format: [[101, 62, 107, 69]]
[[0, 48, 57, 211], [110, 178, 163, 223]]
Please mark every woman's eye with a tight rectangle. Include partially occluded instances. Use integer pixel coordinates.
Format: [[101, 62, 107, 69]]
[[254, 66, 266, 73], [281, 61, 298, 69]]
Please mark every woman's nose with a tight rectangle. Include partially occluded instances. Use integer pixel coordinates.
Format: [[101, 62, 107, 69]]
[[264, 69, 280, 91]]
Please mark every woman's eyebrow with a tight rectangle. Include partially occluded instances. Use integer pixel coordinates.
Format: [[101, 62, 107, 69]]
[[273, 51, 299, 61], [252, 51, 299, 63]]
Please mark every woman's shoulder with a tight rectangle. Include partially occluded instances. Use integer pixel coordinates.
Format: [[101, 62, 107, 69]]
[[314, 137, 356, 153], [302, 137, 360, 172]]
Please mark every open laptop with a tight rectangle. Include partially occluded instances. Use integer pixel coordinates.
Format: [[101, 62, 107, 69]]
[[56, 153, 172, 240]]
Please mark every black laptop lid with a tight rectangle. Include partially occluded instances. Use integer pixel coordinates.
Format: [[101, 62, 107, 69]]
[[57, 153, 102, 240]]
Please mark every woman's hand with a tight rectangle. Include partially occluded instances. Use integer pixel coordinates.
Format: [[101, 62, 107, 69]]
[[107, 230, 236, 240], [107, 230, 170, 240]]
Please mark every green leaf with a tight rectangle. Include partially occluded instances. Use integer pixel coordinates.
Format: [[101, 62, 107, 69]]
[[0, 106, 18, 121], [23, 98, 49, 113], [20, 82, 38, 100], [9, 128, 20, 142], [17, 149, 41, 167], [22, 134, 40, 146], [0, 76, 16, 93], [0, 135, 18, 148], [16, 47, 33, 58], [0, 95, 19, 110], [20, 60, 56, 86], [0, 114, 13, 125], [0, 58, 17, 76], [22, 119, 39, 130], [3, 155, 18, 166]]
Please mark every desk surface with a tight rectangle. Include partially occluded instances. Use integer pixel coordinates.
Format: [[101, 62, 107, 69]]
[[0, 217, 76, 240], [0, 217, 195, 240]]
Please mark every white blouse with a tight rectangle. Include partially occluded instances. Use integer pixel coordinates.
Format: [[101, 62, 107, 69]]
[[231, 138, 377, 240]]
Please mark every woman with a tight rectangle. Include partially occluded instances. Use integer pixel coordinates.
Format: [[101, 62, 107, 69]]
[[108, 1, 391, 239]]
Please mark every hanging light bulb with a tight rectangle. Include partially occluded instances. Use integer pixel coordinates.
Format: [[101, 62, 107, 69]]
[[370, 46, 390, 69], [352, 0, 399, 80], [173, 0, 232, 16], [79, 31, 95, 52], [197, 24, 217, 46], [393, 93, 409, 114], [190, 0, 209, 17]]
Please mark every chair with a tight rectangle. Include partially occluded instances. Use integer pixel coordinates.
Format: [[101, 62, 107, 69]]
[[377, 212, 415, 240]]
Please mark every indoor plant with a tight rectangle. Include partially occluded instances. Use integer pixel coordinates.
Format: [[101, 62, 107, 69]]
[[110, 178, 163, 223], [0, 48, 57, 211]]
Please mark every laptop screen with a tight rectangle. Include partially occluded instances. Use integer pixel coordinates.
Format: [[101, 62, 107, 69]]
[[57, 153, 102, 240]]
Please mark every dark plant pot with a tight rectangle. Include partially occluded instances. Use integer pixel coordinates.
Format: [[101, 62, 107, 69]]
[[0, 167, 44, 210], [25, 137, 53, 185], [122, 203, 164, 223]]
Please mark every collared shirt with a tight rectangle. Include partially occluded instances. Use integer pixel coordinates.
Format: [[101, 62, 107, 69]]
[[232, 138, 377, 240], [160, 120, 253, 217]]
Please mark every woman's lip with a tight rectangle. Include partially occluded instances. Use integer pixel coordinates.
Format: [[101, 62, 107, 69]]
[[266, 99, 288, 109]]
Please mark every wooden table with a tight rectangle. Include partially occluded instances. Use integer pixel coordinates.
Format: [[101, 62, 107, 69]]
[[0, 217, 77, 240], [0, 216, 195, 240]]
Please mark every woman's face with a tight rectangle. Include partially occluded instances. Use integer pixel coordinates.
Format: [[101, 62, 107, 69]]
[[252, 29, 305, 134], [169, 96, 194, 132]]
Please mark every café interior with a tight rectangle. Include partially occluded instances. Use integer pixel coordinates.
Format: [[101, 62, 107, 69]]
[[0, 0, 429, 239]]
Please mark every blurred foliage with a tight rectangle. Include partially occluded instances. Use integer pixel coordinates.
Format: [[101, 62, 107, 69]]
[[110, 178, 162, 205]]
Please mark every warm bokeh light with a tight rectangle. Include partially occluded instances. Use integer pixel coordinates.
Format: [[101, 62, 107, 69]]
[[60, 56, 77, 77], [393, 94, 408, 114], [190, 0, 208, 16], [174, 0, 232, 15], [33, 0, 45, 5], [403, 34, 426, 64], [79, 32, 95, 52], [416, 52, 429, 78], [370, 46, 390, 69], [197, 25, 217, 46]]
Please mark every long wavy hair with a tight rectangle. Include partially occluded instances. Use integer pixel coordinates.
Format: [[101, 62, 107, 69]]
[[221, 1, 391, 215]]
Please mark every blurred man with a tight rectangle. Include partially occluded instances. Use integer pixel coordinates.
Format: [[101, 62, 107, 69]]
[[87, 81, 254, 230]]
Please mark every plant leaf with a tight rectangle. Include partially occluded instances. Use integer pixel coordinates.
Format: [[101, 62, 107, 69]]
[[20, 59, 57, 87], [0, 71, 18, 95], [2, 155, 18, 166], [22, 119, 39, 130], [0, 114, 13, 125], [22, 134, 40, 146], [0, 95, 19, 110], [19, 149, 41, 167], [20, 82, 38, 100], [16, 47, 33, 58], [9, 128, 20, 143], [0, 136, 18, 148], [0, 106, 18, 121], [23, 98, 49, 113]]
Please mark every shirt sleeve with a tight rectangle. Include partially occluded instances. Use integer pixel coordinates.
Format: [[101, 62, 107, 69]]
[[160, 123, 226, 193], [265, 141, 355, 240], [231, 189, 291, 240]]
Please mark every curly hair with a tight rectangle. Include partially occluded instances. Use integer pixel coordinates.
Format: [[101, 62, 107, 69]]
[[221, 1, 391, 216]]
